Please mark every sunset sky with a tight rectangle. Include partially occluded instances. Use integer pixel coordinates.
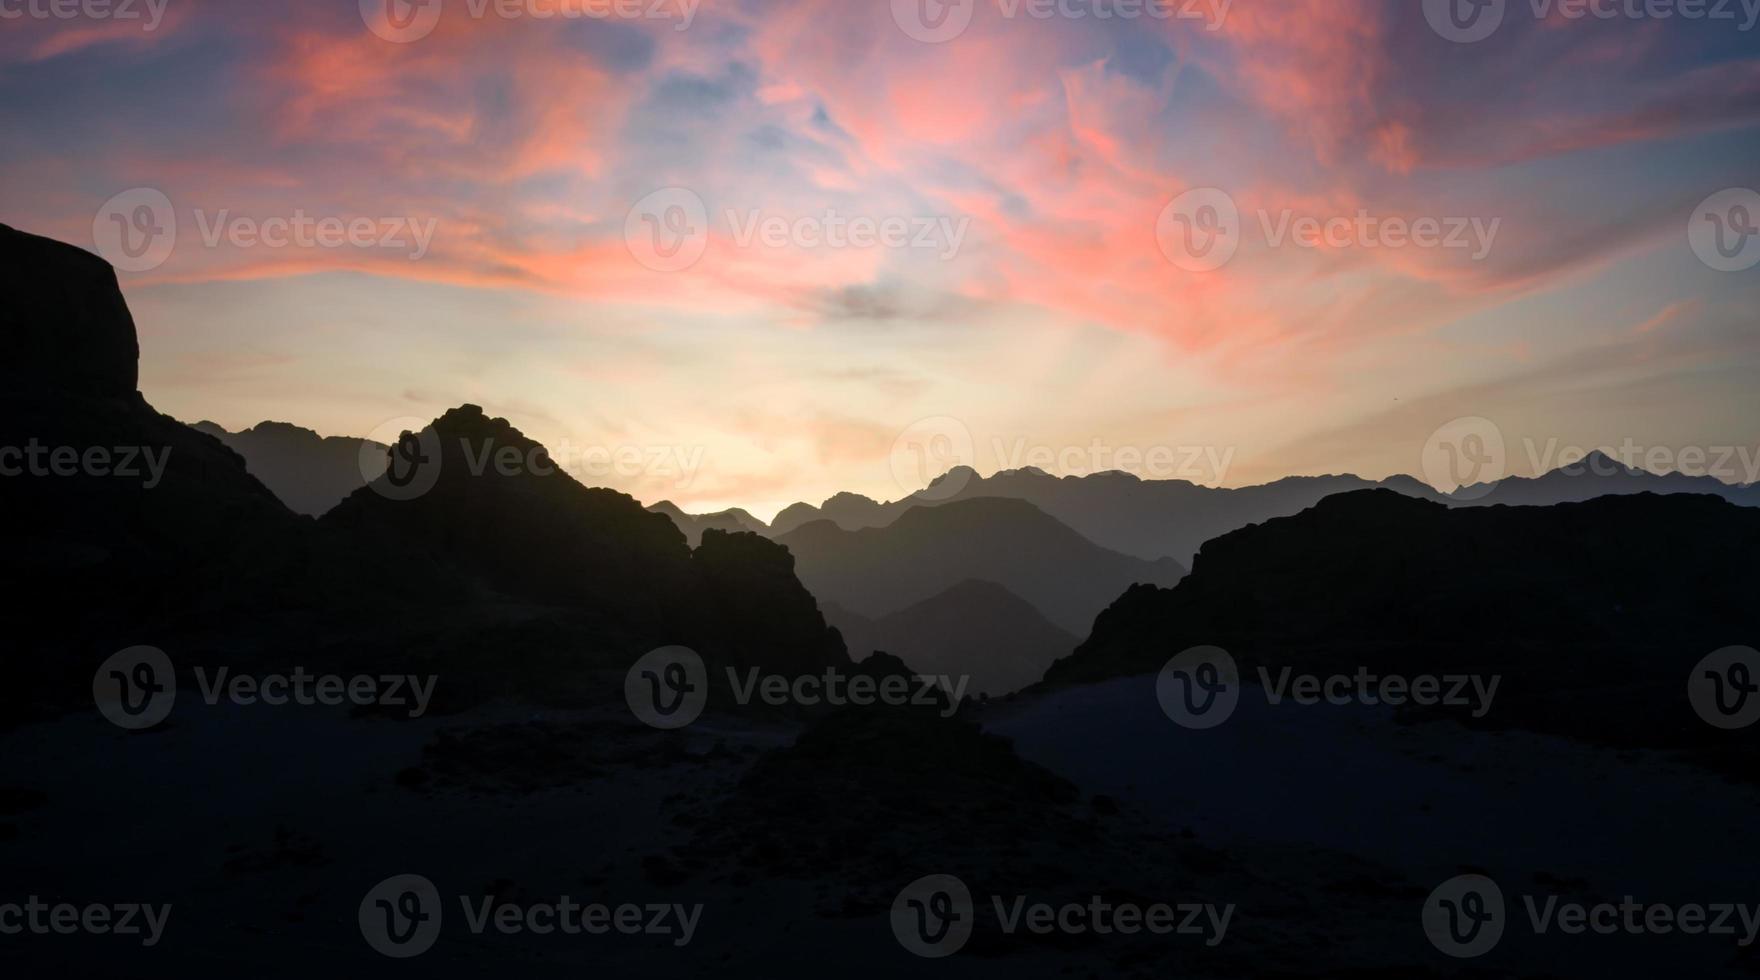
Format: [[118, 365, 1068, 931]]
[[3, 0, 1758, 518]]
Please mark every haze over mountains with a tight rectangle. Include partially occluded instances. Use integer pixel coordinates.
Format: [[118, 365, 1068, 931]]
[[191, 420, 386, 518], [825, 580, 1077, 698]]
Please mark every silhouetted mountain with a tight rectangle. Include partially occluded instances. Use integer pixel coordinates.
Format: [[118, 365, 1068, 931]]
[[776, 497, 1185, 635], [321, 406, 845, 672], [4, 225, 846, 713], [825, 579, 1077, 696], [190, 420, 387, 517], [1, 223, 313, 707], [648, 500, 769, 546], [770, 466, 1445, 563], [1454, 449, 1760, 507], [1046, 489, 1759, 766]]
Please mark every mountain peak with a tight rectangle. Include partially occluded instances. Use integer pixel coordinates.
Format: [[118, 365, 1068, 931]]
[[2, 222, 139, 399]]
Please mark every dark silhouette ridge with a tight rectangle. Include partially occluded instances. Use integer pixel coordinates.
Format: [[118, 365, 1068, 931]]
[[4, 226, 848, 716], [1, 224, 314, 711], [1045, 488, 1759, 769], [318, 405, 847, 674], [191, 420, 387, 517], [825, 579, 1077, 696], [776, 496, 1186, 635]]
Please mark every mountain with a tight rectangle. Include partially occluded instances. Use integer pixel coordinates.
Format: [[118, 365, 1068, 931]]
[[824, 579, 1077, 697], [1045, 489, 1759, 762], [1, 223, 314, 708], [190, 420, 387, 517], [320, 405, 846, 674], [770, 467, 1445, 563], [776, 497, 1186, 635], [4, 224, 847, 713], [769, 491, 892, 535], [648, 500, 769, 546], [1454, 449, 1760, 507]]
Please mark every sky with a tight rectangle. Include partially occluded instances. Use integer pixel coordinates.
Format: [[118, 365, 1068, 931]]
[[3, 0, 1759, 519]]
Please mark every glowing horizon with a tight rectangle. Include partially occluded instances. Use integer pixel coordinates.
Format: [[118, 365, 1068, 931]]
[[4, 0, 1758, 518]]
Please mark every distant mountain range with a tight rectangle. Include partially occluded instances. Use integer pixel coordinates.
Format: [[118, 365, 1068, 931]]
[[1459, 449, 1760, 507], [775, 497, 1186, 636], [646, 500, 768, 546], [824, 579, 1077, 698], [191, 420, 386, 517]]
